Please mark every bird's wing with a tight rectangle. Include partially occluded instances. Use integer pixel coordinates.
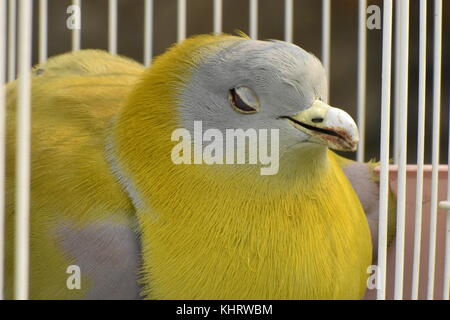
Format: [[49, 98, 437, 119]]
[[333, 153, 396, 261], [5, 50, 145, 299]]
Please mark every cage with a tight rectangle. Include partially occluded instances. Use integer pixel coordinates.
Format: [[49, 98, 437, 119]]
[[0, 0, 449, 300]]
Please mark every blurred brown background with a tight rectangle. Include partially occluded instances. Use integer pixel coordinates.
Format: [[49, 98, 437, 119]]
[[17, 0, 450, 163]]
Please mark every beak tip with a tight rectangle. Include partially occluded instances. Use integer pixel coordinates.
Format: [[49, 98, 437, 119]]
[[289, 100, 361, 153]]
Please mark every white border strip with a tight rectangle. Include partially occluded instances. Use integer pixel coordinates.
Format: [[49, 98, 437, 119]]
[[377, 0, 393, 300], [427, 0, 443, 300], [356, 0, 367, 162], [108, 0, 117, 55], [411, 0, 427, 300], [14, 0, 32, 300]]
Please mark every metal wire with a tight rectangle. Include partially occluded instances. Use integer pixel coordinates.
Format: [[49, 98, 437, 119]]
[[393, 0, 409, 300], [377, 0, 393, 300], [322, 0, 330, 101], [0, 0, 7, 301], [284, 0, 293, 43], [411, 0, 427, 300], [108, 0, 117, 55], [356, 0, 367, 162], [71, 0, 81, 51], [7, 0, 16, 82], [15, 0, 33, 300], [38, 0, 47, 63], [249, 0, 258, 39], [213, 0, 222, 35], [177, 0, 186, 42], [444, 92, 450, 300], [144, 0, 153, 66], [427, 0, 443, 300]]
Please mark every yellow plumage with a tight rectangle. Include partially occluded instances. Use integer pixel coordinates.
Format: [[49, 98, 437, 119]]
[[5, 50, 143, 299], [113, 34, 372, 299], [6, 34, 372, 299]]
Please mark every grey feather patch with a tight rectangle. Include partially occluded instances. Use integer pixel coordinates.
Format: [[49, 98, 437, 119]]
[[342, 161, 396, 262], [54, 219, 143, 300]]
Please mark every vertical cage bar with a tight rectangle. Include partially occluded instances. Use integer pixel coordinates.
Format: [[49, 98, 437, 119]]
[[15, 0, 33, 300], [249, 0, 258, 39], [0, 0, 7, 301], [444, 94, 450, 300], [213, 0, 222, 35], [393, 0, 401, 164], [393, 0, 409, 300], [177, 0, 186, 42], [144, 0, 153, 66], [38, 0, 47, 63], [71, 0, 81, 51], [377, 0, 393, 301], [284, 0, 293, 43], [427, 0, 443, 300], [8, 0, 16, 82], [411, 0, 427, 300], [356, 0, 367, 162], [108, 0, 117, 55], [322, 0, 330, 100]]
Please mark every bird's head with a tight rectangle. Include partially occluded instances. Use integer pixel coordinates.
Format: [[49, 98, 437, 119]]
[[114, 34, 359, 181], [176, 35, 359, 154]]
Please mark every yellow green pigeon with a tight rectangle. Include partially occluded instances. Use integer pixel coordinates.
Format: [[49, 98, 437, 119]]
[[5, 34, 395, 299]]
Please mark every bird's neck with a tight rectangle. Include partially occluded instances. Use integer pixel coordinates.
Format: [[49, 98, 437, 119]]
[[109, 101, 372, 299], [112, 141, 369, 299], [109, 122, 333, 212]]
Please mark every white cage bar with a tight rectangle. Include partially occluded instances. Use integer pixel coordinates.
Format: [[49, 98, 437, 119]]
[[411, 0, 427, 300], [144, 0, 153, 66], [108, 0, 118, 55], [14, 0, 33, 300], [444, 95, 450, 299], [71, 0, 81, 51], [393, 0, 401, 165], [356, 0, 367, 162], [38, 0, 47, 63], [377, 0, 393, 300], [393, 0, 409, 300], [213, 0, 222, 35], [177, 0, 186, 42], [427, 0, 443, 300], [249, 0, 258, 39], [284, 0, 293, 43], [322, 0, 330, 100], [8, 0, 16, 82], [0, 0, 7, 302]]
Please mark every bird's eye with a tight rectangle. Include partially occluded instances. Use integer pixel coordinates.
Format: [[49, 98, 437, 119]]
[[229, 86, 260, 114]]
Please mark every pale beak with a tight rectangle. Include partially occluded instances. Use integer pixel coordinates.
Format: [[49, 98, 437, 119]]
[[280, 100, 359, 152]]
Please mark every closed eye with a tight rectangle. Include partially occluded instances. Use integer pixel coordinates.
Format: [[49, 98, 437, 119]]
[[229, 86, 260, 114]]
